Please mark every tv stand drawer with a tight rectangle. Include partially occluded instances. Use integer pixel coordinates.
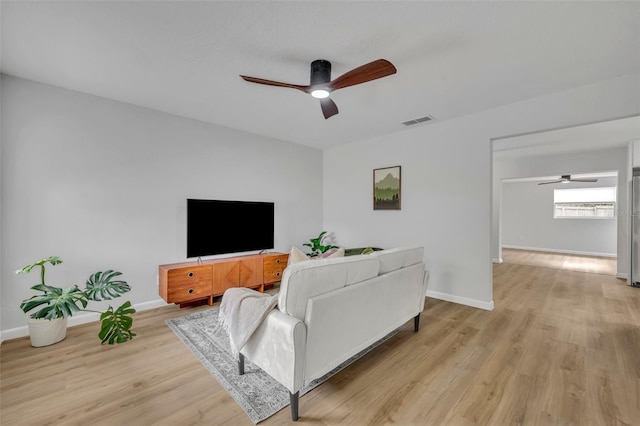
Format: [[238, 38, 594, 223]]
[[161, 264, 212, 304], [263, 253, 289, 284]]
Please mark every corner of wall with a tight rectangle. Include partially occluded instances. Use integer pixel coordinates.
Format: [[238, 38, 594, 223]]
[[426, 289, 494, 311]]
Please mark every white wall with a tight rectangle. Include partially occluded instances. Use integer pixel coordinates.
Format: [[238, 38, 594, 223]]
[[494, 147, 629, 274], [634, 140, 640, 167], [0, 75, 323, 336], [502, 176, 618, 256], [323, 75, 640, 310], [0, 63, 3, 337]]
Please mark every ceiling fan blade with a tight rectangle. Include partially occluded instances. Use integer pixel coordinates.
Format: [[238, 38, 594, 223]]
[[320, 98, 339, 119], [538, 180, 563, 185], [240, 75, 311, 93], [327, 59, 397, 91], [320, 98, 338, 120], [570, 178, 598, 183]]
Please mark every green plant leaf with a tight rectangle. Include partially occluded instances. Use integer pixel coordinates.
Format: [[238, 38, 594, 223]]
[[303, 231, 338, 257], [15, 256, 63, 288], [20, 285, 87, 320], [30, 283, 62, 293], [98, 301, 136, 344], [15, 256, 63, 275], [84, 270, 131, 301], [319, 244, 340, 254]]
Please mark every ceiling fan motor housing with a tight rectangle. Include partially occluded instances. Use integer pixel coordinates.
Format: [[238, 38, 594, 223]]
[[310, 60, 331, 85]]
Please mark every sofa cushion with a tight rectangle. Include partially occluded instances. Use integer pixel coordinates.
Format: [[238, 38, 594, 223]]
[[288, 246, 345, 267], [371, 246, 424, 274], [344, 247, 382, 256], [322, 247, 345, 258], [278, 255, 380, 321], [288, 246, 310, 266]]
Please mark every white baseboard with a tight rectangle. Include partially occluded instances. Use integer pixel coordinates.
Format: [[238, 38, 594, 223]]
[[502, 245, 617, 258], [426, 289, 494, 311], [1, 299, 169, 344], [616, 273, 628, 280], [492, 258, 503, 264]]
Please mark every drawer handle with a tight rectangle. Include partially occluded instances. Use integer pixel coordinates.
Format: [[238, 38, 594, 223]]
[[276, 272, 281, 277], [276, 259, 281, 264], [188, 288, 194, 294], [188, 272, 194, 277]]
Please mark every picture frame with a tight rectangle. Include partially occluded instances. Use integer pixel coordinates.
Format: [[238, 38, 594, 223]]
[[373, 166, 401, 210]]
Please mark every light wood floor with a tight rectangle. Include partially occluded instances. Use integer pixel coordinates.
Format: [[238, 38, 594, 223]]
[[502, 248, 618, 276], [2, 260, 639, 425]]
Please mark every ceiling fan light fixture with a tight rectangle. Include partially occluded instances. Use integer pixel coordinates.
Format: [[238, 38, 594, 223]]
[[311, 89, 330, 99]]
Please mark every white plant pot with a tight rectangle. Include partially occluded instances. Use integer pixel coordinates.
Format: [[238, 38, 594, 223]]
[[27, 316, 68, 347]]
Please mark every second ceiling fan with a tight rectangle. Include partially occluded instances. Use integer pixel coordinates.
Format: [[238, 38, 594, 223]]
[[538, 175, 598, 185], [240, 58, 397, 119]]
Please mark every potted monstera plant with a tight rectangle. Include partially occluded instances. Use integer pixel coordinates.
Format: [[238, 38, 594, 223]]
[[16, 256, 136, 347]]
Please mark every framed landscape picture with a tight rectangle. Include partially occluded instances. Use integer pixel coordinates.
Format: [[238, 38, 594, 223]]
[[373, 166, 401, 210]]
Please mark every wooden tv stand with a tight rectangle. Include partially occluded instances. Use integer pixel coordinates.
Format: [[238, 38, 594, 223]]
[[159, 252, 288, 308]]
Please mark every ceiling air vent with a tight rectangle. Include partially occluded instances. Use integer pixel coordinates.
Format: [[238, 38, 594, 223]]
[[402, 115, 433, 126]]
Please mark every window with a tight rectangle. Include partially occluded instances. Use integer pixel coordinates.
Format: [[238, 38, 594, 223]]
[[554, 187, 616, 219]]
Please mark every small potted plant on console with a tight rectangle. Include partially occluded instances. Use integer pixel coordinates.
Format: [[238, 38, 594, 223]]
[[303, 231, 340, 258]]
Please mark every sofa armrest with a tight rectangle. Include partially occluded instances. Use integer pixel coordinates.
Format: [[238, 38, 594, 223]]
[[241, 309, 307, 394]]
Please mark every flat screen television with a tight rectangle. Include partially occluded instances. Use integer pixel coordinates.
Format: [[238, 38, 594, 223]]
[[187, 199, 274, 258]]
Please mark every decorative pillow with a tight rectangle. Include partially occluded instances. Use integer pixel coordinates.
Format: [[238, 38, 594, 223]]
[[323, 247, 345, 258], [288, 246, 309, 266]]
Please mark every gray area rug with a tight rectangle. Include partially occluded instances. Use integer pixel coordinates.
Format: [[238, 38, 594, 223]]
[[166, 307, 398, 424]]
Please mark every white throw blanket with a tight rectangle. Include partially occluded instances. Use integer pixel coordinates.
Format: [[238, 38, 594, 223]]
[[218, 287, 279, 358]]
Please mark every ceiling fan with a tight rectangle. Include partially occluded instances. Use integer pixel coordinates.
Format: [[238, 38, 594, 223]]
[[240, 58, 397, 119], [538, 175, 598, 185]]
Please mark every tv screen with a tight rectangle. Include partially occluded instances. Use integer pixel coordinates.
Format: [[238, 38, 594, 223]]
[[187, 199, 274, 258]]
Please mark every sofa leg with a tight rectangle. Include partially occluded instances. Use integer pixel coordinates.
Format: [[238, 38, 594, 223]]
[[290, 391, 299, 421], [414, 314, 420, 332], [238, 353, 245, 375]]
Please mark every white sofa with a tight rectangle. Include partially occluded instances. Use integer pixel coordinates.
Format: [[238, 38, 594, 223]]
[[238, 246, 429, 421]]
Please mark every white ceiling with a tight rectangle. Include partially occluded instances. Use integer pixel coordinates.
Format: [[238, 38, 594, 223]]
[[2, 1, 639, 150], [493, 115, 640, 160]]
